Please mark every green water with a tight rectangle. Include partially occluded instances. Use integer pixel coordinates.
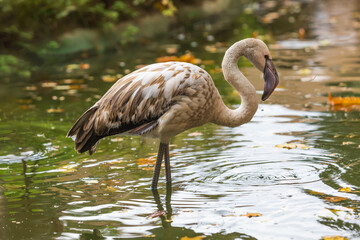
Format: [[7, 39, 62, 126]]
[[1, 0, 360, 239]]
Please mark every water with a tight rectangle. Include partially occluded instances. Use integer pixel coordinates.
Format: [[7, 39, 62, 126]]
[[1, 0, 360, 239]]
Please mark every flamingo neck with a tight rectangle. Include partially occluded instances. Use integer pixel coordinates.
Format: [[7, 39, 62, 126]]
[[212, 40, 258, 127]]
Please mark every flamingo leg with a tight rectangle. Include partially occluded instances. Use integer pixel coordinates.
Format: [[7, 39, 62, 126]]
[[164, 144, 171, 184], [151, 143, 165, 190]]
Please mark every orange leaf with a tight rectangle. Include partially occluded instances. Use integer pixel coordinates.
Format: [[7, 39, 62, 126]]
[[328, 93, 360, 112], [180, 236, 205, 240], [322, 236, 349, 240], [324, 196, 348, 202], [137, 157, 157, 166], [241, 213, 262, 218], [156, 53, 201, 64], [47, 108, 64, 113]]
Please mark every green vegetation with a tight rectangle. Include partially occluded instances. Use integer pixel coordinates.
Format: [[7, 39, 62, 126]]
[[0, 0, 181, 78]]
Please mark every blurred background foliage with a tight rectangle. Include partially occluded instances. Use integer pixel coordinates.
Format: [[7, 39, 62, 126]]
[[0, 0, 188, 78]]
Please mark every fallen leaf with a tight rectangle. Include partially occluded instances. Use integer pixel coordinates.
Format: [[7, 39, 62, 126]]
[[47, 108, 64, 113], [339, 187, 352, 192], [80, 63, 90, 70], [322, 236, 349, 240], [148, 210, 167, 218], [105, 186, 118, 192], [299, 28, 306, 40], [41, 82, 57, 88], [328, 93, 360, 112], [156, 53, 201, 64], [141, 167, 155, 171], [275, 143, 310, 150], [180, 236, 205, 240], [142, 235, 156, 238], [188, 132, 202, 137], [102, 75, 118, 82], [24, 86, 37, 91], [297, 68, 312, 75], [137, 157, 157, 166], [111, 138, 124, 142], [324, 196, 349, 202], [57, 164, 78, 173], [241, 213, 262, 218], [342, 142, 354, 145], [308, 190, 326, 196]]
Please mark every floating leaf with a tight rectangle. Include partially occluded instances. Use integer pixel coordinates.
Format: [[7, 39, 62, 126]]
[[137, 157, 157, 166], [275, 143, 310, 150], [102, 75, 118, 82], [41, 82, 57, 88], [342, 142, 354, 145], [308, 190, 326, 196], [324, 196, 349, 202], [297, 68, 312, 75], [111, 137, 124, 142], [105, 186, 118, 192], [241, 213, 262, 218], [328, 93, 360, 112], [322, 236, 349, 240], [142, 235, 156, 238], [47, 108, 64, 113], [148, 210, 167, 218], [339, 187, 352, 192], [188, 132, 202, 137], [80, 63, 90, 70], [180, 236, 205, 240], [156, 53, 201, 64], [57, 164, 78, 173]]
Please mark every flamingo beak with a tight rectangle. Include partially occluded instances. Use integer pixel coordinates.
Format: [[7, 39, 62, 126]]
[[262, 57, 279, 101]]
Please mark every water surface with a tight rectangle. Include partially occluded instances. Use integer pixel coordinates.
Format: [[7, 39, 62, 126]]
[[1, 0, 360, 239]]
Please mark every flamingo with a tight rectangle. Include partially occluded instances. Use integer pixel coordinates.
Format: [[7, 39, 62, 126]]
[[67, 38, 279, 189]]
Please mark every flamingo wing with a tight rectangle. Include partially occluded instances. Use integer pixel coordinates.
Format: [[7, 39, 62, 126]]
[[67, 62, 201, 155]]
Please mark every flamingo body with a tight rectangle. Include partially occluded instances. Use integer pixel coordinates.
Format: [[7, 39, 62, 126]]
[[67, 38, 279, 189]]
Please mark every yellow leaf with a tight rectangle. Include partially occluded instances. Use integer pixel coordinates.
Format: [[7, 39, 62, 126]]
[[102, 75, 118, 82], [47, 108, 64, 113], [339, 187, 352, 192], [324, 196, 348, 202], [41, 82, 57, 88], [297, 68, 312, 75], [342, 142, 354, 145], [137, 157, 157, 166], [156, 53, 201, 64], [142, 235, 155, 238], [241, 213, 262, 218], [105, 186, 118, 192], [57, 164, 78, 173], [322, 236, 349, 240], [180, 236, 205, 240], [308, 190, 326, 196], [275, 143, 310, 150]]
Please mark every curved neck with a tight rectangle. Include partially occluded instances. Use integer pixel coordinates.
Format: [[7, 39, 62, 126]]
[[212, 40, 258, 127]]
